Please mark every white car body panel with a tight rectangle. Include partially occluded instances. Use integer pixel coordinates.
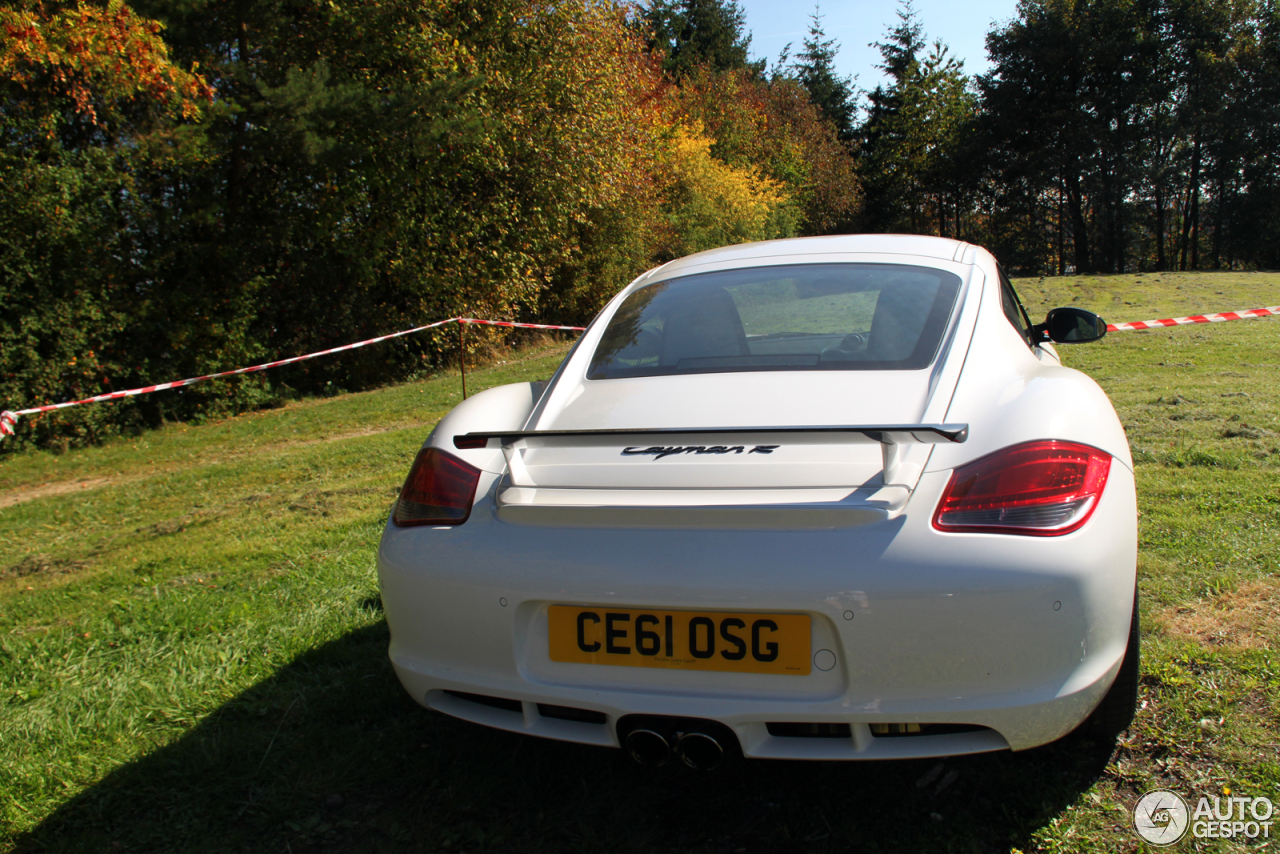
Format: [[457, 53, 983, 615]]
[[379, 235, 1138, 761]]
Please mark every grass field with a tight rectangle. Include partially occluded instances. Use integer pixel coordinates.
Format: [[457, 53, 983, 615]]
[[1, 272, 1278, 853]]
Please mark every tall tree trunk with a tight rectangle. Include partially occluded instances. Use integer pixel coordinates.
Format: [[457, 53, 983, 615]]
[[1178, 180, 1189, 271], [1111, 183, 1124, 273], [1211, 177, 1224, 269], [1064, 171, 1091, 273], [228, 19, 250, 224], [1117, 188, 1127, 273], [1103, 158, 1120, 273], [1155, 184, 1166, 271], [1190, 177, 1201, 270], [1179, 131, 1201, 271], [1057, 186, 1065, 276]]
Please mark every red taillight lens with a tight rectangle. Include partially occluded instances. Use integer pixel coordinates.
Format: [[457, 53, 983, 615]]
[[393, 447, 482, 527], [933, 441, 1112, 536]]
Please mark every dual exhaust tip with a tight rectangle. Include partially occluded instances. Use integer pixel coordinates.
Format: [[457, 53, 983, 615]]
[[623, 724, 731, 771]]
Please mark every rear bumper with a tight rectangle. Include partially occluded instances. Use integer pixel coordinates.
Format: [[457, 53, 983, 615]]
[[377, 464, 1137, 759], [391, 659, 1117, 760]]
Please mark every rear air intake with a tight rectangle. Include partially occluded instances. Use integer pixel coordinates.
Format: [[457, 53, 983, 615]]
[[537, 704, 608, 725], [869, 723, 991, 738], [933, 440, 1111, 536], [443, 691, 522, 714], [766, 722, 853, 738]]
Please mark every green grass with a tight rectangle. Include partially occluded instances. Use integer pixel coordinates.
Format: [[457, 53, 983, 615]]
[[1, 274, 1278, 853]]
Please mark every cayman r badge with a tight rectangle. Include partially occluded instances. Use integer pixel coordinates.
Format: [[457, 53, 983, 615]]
[[621, 445, 779, 460]]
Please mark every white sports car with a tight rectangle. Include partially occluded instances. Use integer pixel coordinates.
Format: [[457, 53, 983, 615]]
[[377, 234, 1138, 769]]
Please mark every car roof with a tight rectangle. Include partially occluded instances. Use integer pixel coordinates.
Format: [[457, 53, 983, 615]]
[[649, 234, 973, 282]]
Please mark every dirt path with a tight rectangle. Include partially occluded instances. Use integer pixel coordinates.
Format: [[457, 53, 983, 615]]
[[0, 478, 116, 510], [0, 425, 415, 511]]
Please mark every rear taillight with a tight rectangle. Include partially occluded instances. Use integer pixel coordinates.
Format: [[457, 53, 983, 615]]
[[933, 441, 1111, 536], [393, 447, 482, 527]]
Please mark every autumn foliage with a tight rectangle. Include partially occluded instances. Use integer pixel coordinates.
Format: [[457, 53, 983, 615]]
[[0, 0, 211, 127]]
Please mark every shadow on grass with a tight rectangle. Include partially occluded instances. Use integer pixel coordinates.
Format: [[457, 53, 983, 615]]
[[15, 622, 1116, 854]]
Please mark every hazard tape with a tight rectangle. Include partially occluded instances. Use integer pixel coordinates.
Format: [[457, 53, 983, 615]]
[[1107, 306, 1279, 332], [459, 318, 586, 332], [0, 316, 585, 442], [5, 304, 1272, 442]]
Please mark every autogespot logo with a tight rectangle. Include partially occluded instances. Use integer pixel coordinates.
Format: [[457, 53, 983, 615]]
[[1133, 789, 1276, 845], [1134, 790, 1190, 845]]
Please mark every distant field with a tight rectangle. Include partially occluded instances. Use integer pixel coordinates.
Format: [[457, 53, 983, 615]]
[[1, 272, 1278, 853]]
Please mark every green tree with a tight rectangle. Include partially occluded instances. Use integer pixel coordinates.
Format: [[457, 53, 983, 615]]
[[787, 5, 857, 141], [0, 0, 214, 447], [3, 0, 678, 447], [0, 0, 871, 451], [859, 2, 975, 236], [641, 0, 764, 79], [1162, 0, 1256, 271], [1229, 0, 1280, 267], [134, 0, 668, 367], [978, 0, 1155, 273]]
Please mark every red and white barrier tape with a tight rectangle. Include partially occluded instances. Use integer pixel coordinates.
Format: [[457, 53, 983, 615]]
[[1107, 305, 1279, 332], [4, 304, 1274, 441], [0, 316, 584, 441], [459, 318, 586, 332]]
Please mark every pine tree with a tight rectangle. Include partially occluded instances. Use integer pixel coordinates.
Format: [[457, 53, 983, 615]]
[[858, 0, 974, 235], [790, 5, 857, 141], [861, 0, 926, 135], [875, 0, 926, 85], [642, 0, 764, 79]]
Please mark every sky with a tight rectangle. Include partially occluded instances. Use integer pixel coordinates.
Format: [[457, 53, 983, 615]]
[[736, 0, 1021, 94]]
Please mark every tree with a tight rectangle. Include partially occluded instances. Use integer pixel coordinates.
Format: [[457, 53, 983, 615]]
[[964, 0, 1280, 275], [788, 5, 857, 141], [641, 0, 764, 79], [0, 0, 214, 448], [2, 0, 677, 447], [978, 0, 1155, 273], [1228, 0, 1280, 267], [660, 125, 797, 255], [0, 0, 211, 130], [859, 1, 975, 236], [1162, 0, 1255, 270], [667, 66, 861, 236], [131, 0, 672, 353], [872, 0, 926, 84]]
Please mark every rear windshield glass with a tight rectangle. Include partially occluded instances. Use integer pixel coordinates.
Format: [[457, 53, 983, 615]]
[[587, 263, 962, 380]]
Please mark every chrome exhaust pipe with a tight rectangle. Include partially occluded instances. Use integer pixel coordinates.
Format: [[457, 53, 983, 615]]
[[675, 731, 725, 771], [625, 728, 671, 766]]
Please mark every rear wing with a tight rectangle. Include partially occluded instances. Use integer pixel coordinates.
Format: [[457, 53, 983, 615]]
[[454, 424, 968, 486]]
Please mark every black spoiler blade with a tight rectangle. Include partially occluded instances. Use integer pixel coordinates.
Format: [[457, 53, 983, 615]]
[[454, 424, 968, 450]]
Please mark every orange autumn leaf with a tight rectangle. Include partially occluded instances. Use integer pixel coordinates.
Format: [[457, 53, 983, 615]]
[[0, 0, 213, 125]]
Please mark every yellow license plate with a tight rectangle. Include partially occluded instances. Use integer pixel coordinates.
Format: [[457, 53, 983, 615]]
[[548, 606, 811, 675]]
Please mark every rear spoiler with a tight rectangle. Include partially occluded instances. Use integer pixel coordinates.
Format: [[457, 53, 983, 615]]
[[454, 424, 968, 486]]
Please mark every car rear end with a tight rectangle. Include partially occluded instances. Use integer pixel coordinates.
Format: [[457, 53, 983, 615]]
[[376, 236, 1137, 763]]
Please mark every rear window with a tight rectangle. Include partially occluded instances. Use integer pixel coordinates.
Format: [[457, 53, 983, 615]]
[[587, 263, 962, 380]]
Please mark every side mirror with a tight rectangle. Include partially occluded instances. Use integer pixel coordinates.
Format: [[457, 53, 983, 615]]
[[1033, 307, 1108, 344]]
